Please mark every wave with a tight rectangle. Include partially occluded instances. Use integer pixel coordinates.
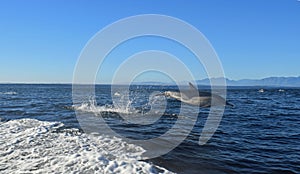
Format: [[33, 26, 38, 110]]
[[0, 91, 17, 95], [0, 119, 173, 174]]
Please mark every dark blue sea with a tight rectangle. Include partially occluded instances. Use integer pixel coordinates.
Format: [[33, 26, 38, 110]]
[[0, 84, 299, 173]]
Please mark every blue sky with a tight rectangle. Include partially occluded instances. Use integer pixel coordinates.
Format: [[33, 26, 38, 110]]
[[0, 0, 299, 83]]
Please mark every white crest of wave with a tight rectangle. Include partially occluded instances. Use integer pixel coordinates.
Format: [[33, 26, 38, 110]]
[[114, 92, 121, 96], [0, 91, 17, 95], [0, 119, 173, 174]]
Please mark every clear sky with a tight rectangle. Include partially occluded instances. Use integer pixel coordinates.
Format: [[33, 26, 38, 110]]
[[0, 0, 299, 83]]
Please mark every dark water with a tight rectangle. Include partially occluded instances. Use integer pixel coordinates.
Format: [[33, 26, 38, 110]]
[[0, 84, 299, 173]]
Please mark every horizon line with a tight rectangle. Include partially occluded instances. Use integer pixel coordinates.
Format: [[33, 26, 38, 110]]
[[1, 75, 300, 84]]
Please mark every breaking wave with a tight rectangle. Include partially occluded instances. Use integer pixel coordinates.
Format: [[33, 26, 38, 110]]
[[0, 91, 17, 95]]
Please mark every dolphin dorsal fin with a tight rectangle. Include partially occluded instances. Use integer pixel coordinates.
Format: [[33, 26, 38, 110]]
[[188, 82, 198, 93]]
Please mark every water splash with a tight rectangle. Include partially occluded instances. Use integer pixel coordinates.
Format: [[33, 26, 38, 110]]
[[73, 90, 167, 117], [72, 95, 138, 115]]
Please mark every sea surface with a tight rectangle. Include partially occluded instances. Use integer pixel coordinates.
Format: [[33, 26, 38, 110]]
[[0, 84, 299, 174]]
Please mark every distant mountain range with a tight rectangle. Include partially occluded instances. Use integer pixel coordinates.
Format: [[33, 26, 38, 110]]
[[133, 76, 300, 87], [195, 76, 300, 87]]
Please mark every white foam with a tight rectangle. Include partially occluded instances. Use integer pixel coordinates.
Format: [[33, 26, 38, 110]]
[[72, 97, 139, 115], [114, 92, 121, 96], [73, 102, 138, 115], [73, 93, 167, 116], [0, 119, 174, 174], [0, 91, 17, 95]]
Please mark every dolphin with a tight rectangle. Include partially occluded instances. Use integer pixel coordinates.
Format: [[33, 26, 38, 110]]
[[160, 82, 233, 107]]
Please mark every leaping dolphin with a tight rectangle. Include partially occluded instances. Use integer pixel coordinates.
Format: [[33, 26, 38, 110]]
[[160, 82, 233, 107]]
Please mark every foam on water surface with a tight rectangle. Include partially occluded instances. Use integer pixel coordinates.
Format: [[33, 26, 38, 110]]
[[0, 91, 17, 95], [0, 119, 174, 174]]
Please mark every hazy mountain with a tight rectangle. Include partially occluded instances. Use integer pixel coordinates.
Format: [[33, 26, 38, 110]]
[[196, 76, 300, 87], [128, 76, 300, 87]]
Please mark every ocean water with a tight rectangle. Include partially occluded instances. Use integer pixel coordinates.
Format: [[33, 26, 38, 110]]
[[0, 84, 299, 174]]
